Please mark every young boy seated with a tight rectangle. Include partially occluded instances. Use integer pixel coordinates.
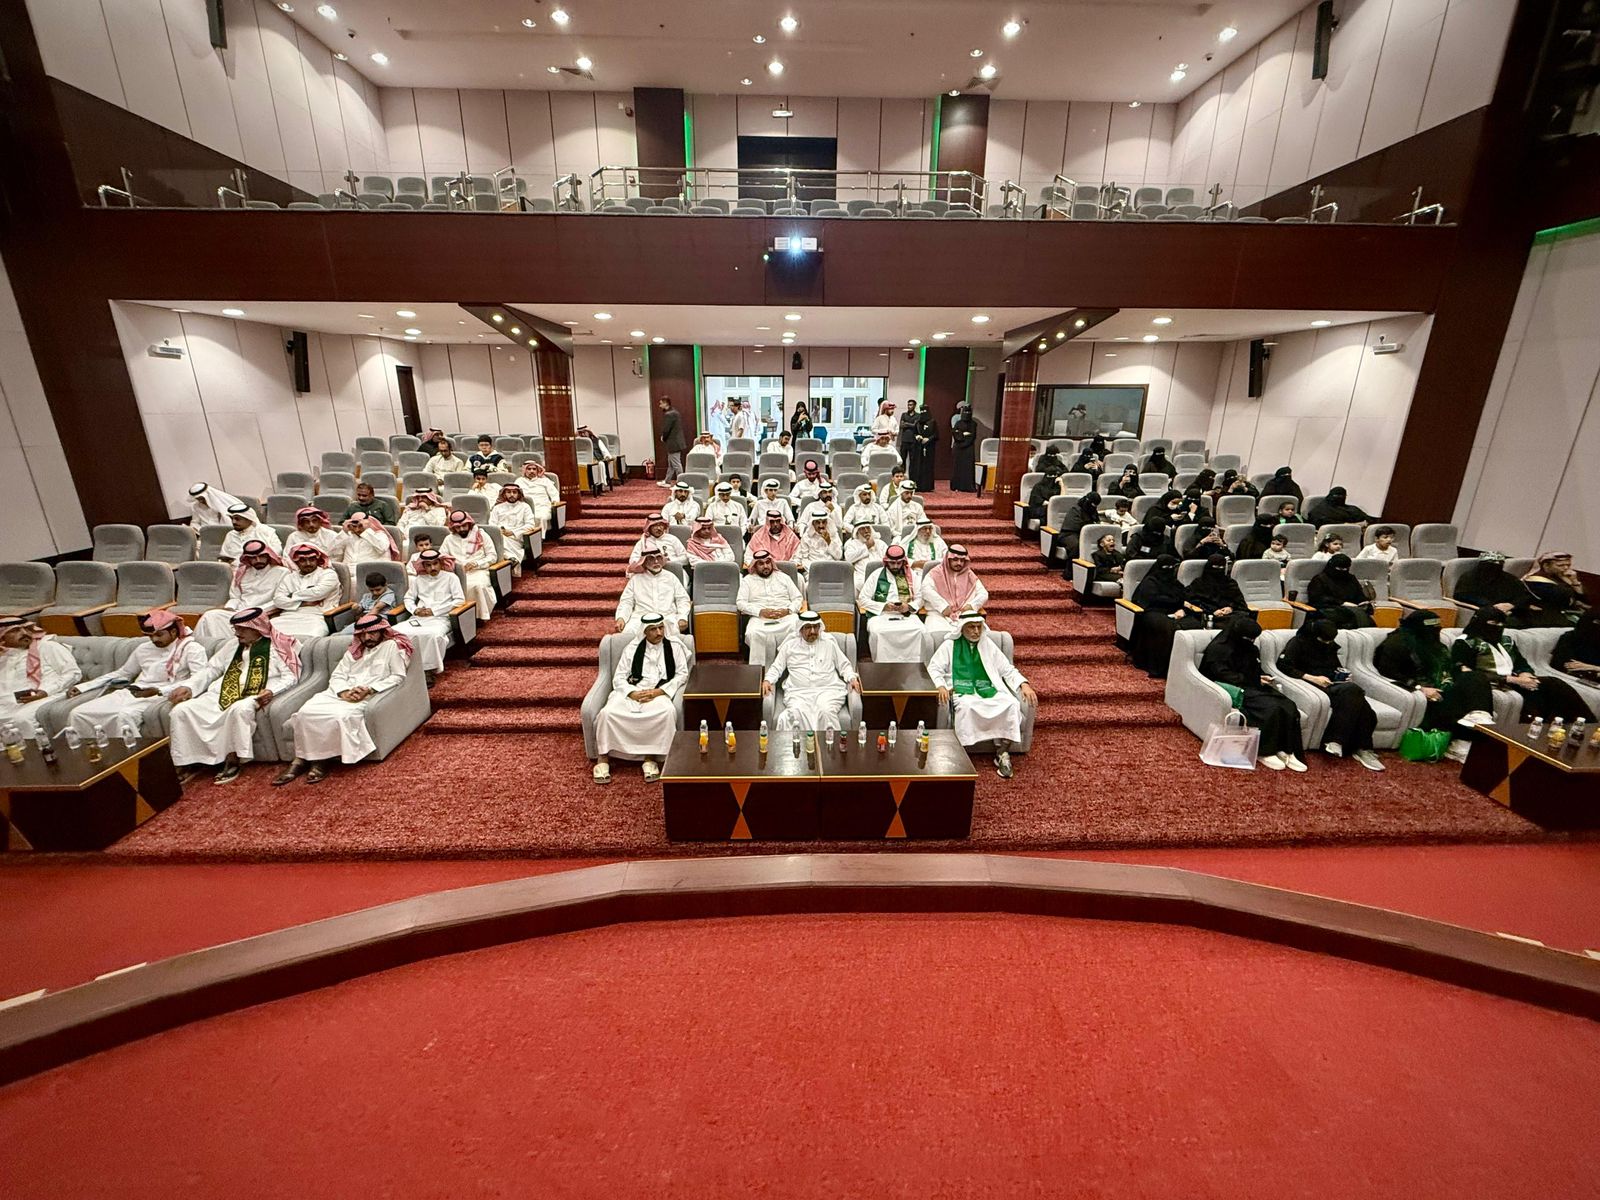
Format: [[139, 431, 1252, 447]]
[[1356, 525, 1400, 570], [357, 570, 396, 618], [1262, 532, 1292, 573]]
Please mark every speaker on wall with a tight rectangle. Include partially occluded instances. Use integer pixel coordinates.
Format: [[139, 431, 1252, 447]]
[[1247, 338, 1270, 398], [1312, 1, 1334, 80], [287, 331, 310, 394], [207, 0, 228, 49]]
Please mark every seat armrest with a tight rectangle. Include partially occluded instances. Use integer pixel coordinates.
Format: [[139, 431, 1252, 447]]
[[1071, 558, 1094, 569], [1114, 598, 1143, 614], [64, 603, 115, 618], [1040, 525, 1058, 536]]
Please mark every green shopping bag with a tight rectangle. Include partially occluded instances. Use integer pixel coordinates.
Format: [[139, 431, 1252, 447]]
[[1398, 728, 1452, 763]]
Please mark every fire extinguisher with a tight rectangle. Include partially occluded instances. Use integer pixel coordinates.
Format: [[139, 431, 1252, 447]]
[[643, 457, 656, 479]]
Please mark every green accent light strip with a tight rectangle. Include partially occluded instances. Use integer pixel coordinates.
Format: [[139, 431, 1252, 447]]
[[1532, 216, 1600, 246], [692, 343, 704, 429], [682, 107, 695, 201], [917, 345, 928, 407], [929, 93, 943, 179]]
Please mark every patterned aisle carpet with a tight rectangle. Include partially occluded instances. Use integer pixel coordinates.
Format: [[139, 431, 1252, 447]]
[[107, 479, 1547, 860]]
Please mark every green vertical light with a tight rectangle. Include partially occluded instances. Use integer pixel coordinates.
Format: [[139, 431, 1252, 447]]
[[1532, 216, 1600, 245], [693, 343, 704, 429], [917, 345, 928, 408], [682, 106, 695, 202], [929, 93, 943, 178]]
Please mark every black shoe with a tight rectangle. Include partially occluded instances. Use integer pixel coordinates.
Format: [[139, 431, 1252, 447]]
[[272, 759, 308, 786], [214, 761, 243, 785]]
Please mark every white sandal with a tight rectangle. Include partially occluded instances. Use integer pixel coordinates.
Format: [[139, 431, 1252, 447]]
[[592, 761, 611, 784]]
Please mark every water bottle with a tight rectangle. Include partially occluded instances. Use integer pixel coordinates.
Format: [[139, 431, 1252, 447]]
[[858, 722, 868, 747], [824, 727, 835, 748], [916, 719, 929, 752], [37, 731, 56, 765], [724, 721, 736, 751], [122, 727, 139, 751], [2, 722, 23, 764], [1527, 716, 1544, 740], [804, 729, 817, 756], [93, 724, 109, 749], [698, 719, 709, 753], [1548, 717, 1567, 748], [759, 719, 769, 753], [63, 727, 82, 753], [888, 720, 898, 746], [791, 727, 801, 757], [1570, 717, 1587, 743]]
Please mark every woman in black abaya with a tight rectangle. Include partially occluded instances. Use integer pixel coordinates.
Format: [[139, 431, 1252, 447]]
[[949, 404, 977, 493], [1123, 514, 1174, 562], [1184, 553, 1248, 626], [1199, 615, 1308, 770], [1050, 491, 1103, 565], [1110, 465, 1143, 499], [1451, 609, 1589, 722], [1235, 514, 1278, 560], [1307, 554, 1375, 628], [1128, 555, 1200, 677], [1374, 609, 1497, 733], [1259, 466, 1303, 504], [1306, 486, 1371, 528], [1276, 619, 1381, 767]]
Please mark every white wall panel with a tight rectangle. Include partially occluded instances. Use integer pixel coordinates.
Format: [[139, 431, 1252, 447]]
[[1104, 103, 1151, 182], [1418, 0, 1516, 129], [161, 0, 244, 160], [691, 94, 739, 174], [1018, 100, 1068, 187], [413, 88, 468, 178], [1062, 103, 1111, 180], [613, 351, 652, 463], [572, 345, 620, 446], [983, 100, 1026, 186], [100, 0, 188, 134], [506, 91, 558, 177], [550, 92, 601, 176], [227, 3, 290, 177], [487, 346, 537, 430], [379, 88, 425, 175], [259, 3, 322, 175], [23, 0, 124, 108], [445, 346, 496, 415], [415, 343, 458, 430], [594, 92, 638, 169], [878, 99, 929, 174], [1358, 6, 1444, 157]]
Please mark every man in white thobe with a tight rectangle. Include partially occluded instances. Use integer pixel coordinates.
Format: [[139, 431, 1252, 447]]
[[516, 462, 562, 533], [870, 401, 898, 438], [900, 518, 948, 570], [276, 613, 411, 784], [794, 506, 844, 572], [442, 510, 499, 622], [424, 439, 466, 481], [195, 539, 289, 640], [857, 544, 925, 663], [169, 607, 301, 784], [399, 491, 450, 536], [335, 515, 395, 571], [67, 609, 213, 742], [283, 507, 346, 558], [791, 459, 826, 508], [489, 483, 538, 572], [751, 481, 794, 529], [763, 612, 860, 733], [844, 484, 886, 530], [663, 481, 701, 527], [703, 482, 745, 528], [885, 481, 927, 536], [726, 397, 751, 441], [218, 503, 278, 563], [188, 482, 244, 527], [864, 431, 901, 467], [927, 612, 1037, 779], [846, 520, 887, 586], [628, 514, 689, 572], [401, 550, 464, 678], [592, 613, 689, 783], [271, 545, 342, 641], [615, 546, 691, 636], [0, 619, 82, 739], [738, 549, 805, 666], [920, 544, 990, 654]]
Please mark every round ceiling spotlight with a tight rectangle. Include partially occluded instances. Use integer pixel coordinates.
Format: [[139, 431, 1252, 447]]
[[1151, 316, 1173, 326], [783, 312, 802, 321], [594, 312, 613, 320], [979, 63, 997, 80], [1310, 319, 1333, 327], [767, 59, 785, 75], [1142, 334, 1160, 343], [396, 310, 417, 318], [1002, 20, 1021, 37], [740, 77, 753, 86], [970, 49, 984, 58], [550, 8, 570, 26], [970, 314, 990, 324], [222, 307, 245, 317], [752, 34, 766, 44], [521, 17, 536, 28], [779, 15, 798, 33], [629, 329, 645, 338], [575, 55, 593, 71], [369, 52, 389, 66]]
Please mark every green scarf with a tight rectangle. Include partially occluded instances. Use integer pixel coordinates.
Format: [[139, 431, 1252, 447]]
[[873, 568, 910, 604], [951, 636, 997, 697], [218, 638, 271, 710]]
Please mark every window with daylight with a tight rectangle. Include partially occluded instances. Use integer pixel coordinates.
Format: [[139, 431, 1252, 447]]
[[703, 375, 784, 441], [808, 376, 887, 433]]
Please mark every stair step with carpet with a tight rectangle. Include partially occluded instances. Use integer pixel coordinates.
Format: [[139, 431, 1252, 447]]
[[1032, 699, 1182, 728], [430, 666, 590, 708]]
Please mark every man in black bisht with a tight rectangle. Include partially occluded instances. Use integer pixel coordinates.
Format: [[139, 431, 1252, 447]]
[[949, 403, 978, 492], [910, 405, 938, 492]]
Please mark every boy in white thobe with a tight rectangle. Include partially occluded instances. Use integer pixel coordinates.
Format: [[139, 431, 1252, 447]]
[[195, 539, 289, 640], [442, 511, 499, 622], [68, 609, 213, 742], [703, 483, 745, 528], [402, 550, 465, 677], [762, 613, 860, 732], [857, 545, 925, 663], [927, 612, 1037, 779], [592, 613, 689, 783], [864, 432, 901, 467], [920, 544, 990, 653], [885, 482, 927, 536], [751, 483, 794, 529], [169, 607, 301, 783], [0, 620, 82, 739], [271, 545, 342, 641], [878, 468, 909, 507], [516, 462, 562, 533], [277, 613, 412, 784], [489, 483, 538, 572], [615, 547, 691, 636], [219, 504, 279, 562], [738, 549, 804, 666]]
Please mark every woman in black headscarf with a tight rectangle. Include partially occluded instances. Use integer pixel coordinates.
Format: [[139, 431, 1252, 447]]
[[789, 401, 814, 441], [949, 403, 978, 493], [1199, 615, 1307, 770], [1145, 448, 1177, 480], [1375, 609, 1497, 734], [1235, 514, 1278, 560], [1184, 523, 1232, 562], [1306, 486, 1371, 528], [1184, 553, 1247, 625], [1454, 553, 1537, 622], [1307, 554, 1374, 628], [1050, 491, 1102, 566], [1128, 555, 1200, 677], [1259, 466, 1303, 503], [1123, 514, 1174, 562], [1452, 609, 1589, 722], [1162, 489, 1201, 526], [909, 406, 938, 493], [1086, 434, 1110, 459], [1032, 446, 1069, 478], [1193, 468, 1217, 495], [1554, 609, 1600, 682], [1276, 619, 1382, 767], [1225, 472, 1260, 499], [1111, 464, 1143, 499]]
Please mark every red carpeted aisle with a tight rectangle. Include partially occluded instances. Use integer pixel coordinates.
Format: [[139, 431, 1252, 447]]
[[4, 913, 1599, 1199], [104, 481, 1545, 860]]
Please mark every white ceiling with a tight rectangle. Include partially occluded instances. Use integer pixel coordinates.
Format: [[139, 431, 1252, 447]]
[[286, 0, 1306, 101], [134, 301, 1413, 346]]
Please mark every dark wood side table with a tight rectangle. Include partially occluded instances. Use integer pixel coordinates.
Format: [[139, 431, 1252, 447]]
[[680, 663, 764, 729], [660, 731, 819, 840], [855, 662, 941, 727], [815, 730, 976, 839], [1461, 722, 1600, 830], [1, 737, 181, 852]]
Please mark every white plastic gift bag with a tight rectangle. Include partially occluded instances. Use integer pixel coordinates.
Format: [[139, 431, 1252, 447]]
[[1199, 709, 1259, 769]]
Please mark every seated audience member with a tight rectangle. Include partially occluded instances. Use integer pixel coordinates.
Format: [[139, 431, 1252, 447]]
[[405, 534, 435, 576], [814, 482, 842, 527], [1049, 492, 1102, 566], [1356, 526, 1400, 571], [1070, 446, 1104, 479], [878, 466, 910, 507], [1235, 515, 1278, 560], [1223, 471, 1259, 499], [1275, 619, 1383, 769], [465, 468, 495, 498], [1183, 524, 1233, 562], [1454, 551, 1549, 627], [1273, 499, 1307, 525], [1123, 515, 1174, 562], [1031, 445, 1068, 479], [1554, 610, 1600, 682], [663, 480, 701, 526], [1020, 469, 1064, 532], [923, 544, 989, 648], [1109, 465, 1142, 499], [284, 506, 343, 558], [188, 482, 243, 528], [1200, 615, 1308, 772], [766, 429, 796, 462], [1259, 466, 1303, 504], [629, 514, 689, 572], [1127, 556, 1202, 679], [1307, 554, 1374, 628], [796, 506, 845, 570], [900, 518, 947, 570], [691, 431, 724, 468], [865, 430, 901, 465], [1192, 468, 1218, 495], [762, 611, 860, 732], [0, 618, 82, 738], [615, 545, 691, 635], [424, 438, 464, 480], [745, 506, 801, 566], [197, 540, 288, 639], [791, 459, 826, 507], [1311, 534, 1345, 563], [1102, 496, 1138, 533], [727, 474, 749, 500], [488, 483, 539, 573], [356, 570, 396, 618], [1186, 553, 1249, 627], [342, 480, 399, 526], [1144, 448, 1178, 480], [169, 608, 300, 784], [275, 614, 412, 786], [753, 479, 795, 528], [337, 514, 399, 569], [416, 428, 445, 456], [402, 550, 464, 679], [1263, 532, 1292, 572], [1307, 486, 1370, 528], [442, 510, 499, 622], [885, 481, 927, 536], [739, 549, 805, 666], [578, 425, 612, 489], [704, 482, 745, 527], [846, 520, 886, 584], [1087, 533, 1126, 597], [844, 482, 886, 529], [928, 612, 1038, 780], [1520, 551, 1589, 626], [271, 545, 342, 641], [857, 544, 924, 663], [592, 612, 688, 784], [217, 503, 279, 563], [1452, 608, 1590, 722], [516, 459, 562, 533], [67, 610, 212, 742], [399, 490, 449, 533], [685, 517, 736, 565], [1374, 609, 1496, 760], [468, 435, 505, 475]]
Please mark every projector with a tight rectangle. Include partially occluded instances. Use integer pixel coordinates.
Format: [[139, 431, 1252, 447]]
[[771, 235, 819, 253], [1371, 337, 1403, 355], [147, 341, 185, 360]]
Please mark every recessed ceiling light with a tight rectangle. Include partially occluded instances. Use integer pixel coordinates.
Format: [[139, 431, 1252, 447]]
[[276, 1, 293, 10], [491, 313, 504, 323], [403, 335, 417, 341], [979, 63, 997, 80], [550, 8, 569, 25], [1151, 316, 1173, 326], [1142, 334, 1160, 343], [1104, 352, 1117, 358], [767, 59, 784, 75], [909, 338, 922, 345], [779, 15, 798, 33], [594, 311, 613, 320], [753, 348, 764, 353], [315, 3, 336, 17], [629, 329, 645, 337], [1310, 319, 1332, 327], [1114, 336, 1130, 341], [369, 51, 389, 66], [949, 90, 960, 97], [396, 309, 416, 318], [651, 336, 665, 344], [1128, 100, 1142, 108], [783, 312, 801, 321], [575, 55, 592, 71], [404, 327, 421, 335], [1002, 20, 1021, 37], [970, 314, 990, 324], [740, 77, 753, 86], [752, 34, 766, 44], [528, 338, 538, 346], [222, 307, 245, 317], [970, 48, 984, 58], [1055, 332, 1065, 340], [547, 65, 561, 73], [1074, 318, 1086, 328], [755, 325, 771, 331], [457, 320, 466, 325], [754, 344, 765, 349], [357, 313, 375, 318], [333, 52, 348, 61], [521, 17, 536, 27], [1219, 26, 1238, 42], [561, 320, 579, 326], [1170, 68, 1187, 82], [601, 338, 612, 343], [932, 332, 950, 340]]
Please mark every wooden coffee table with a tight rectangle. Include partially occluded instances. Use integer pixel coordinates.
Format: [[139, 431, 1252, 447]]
[[1, 736, 181, 852], [1460, 722, 1600, 829], [855, 662, 941, 727], [680, 663, 764, 729], [815, 730, 977, 839], [660, 732, 819, 840]]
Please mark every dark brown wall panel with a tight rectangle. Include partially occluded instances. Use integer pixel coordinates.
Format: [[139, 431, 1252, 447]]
[[647, 344, 697, 467], [938, 94, 989, 182], [919, 346, 969, 482], [633, 87, 686, 200]]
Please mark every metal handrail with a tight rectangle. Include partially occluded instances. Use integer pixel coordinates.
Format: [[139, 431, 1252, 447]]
[[1393, 186, 1445, 225], [554, 172, 583, 211], [333, 188, 371, 210], [97, 167, 150, 208], [490, 164, 519, 211], [998, 180, 1027, 218], [585, 165, 989, 214], [216, 185, 248, 208]]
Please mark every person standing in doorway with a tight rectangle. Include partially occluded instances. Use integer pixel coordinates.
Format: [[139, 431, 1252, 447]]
[[897, 397, 920, 465], [910, 404, 938, 493], [949, 402, 978, 492], [656, 396, 686, 489]]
